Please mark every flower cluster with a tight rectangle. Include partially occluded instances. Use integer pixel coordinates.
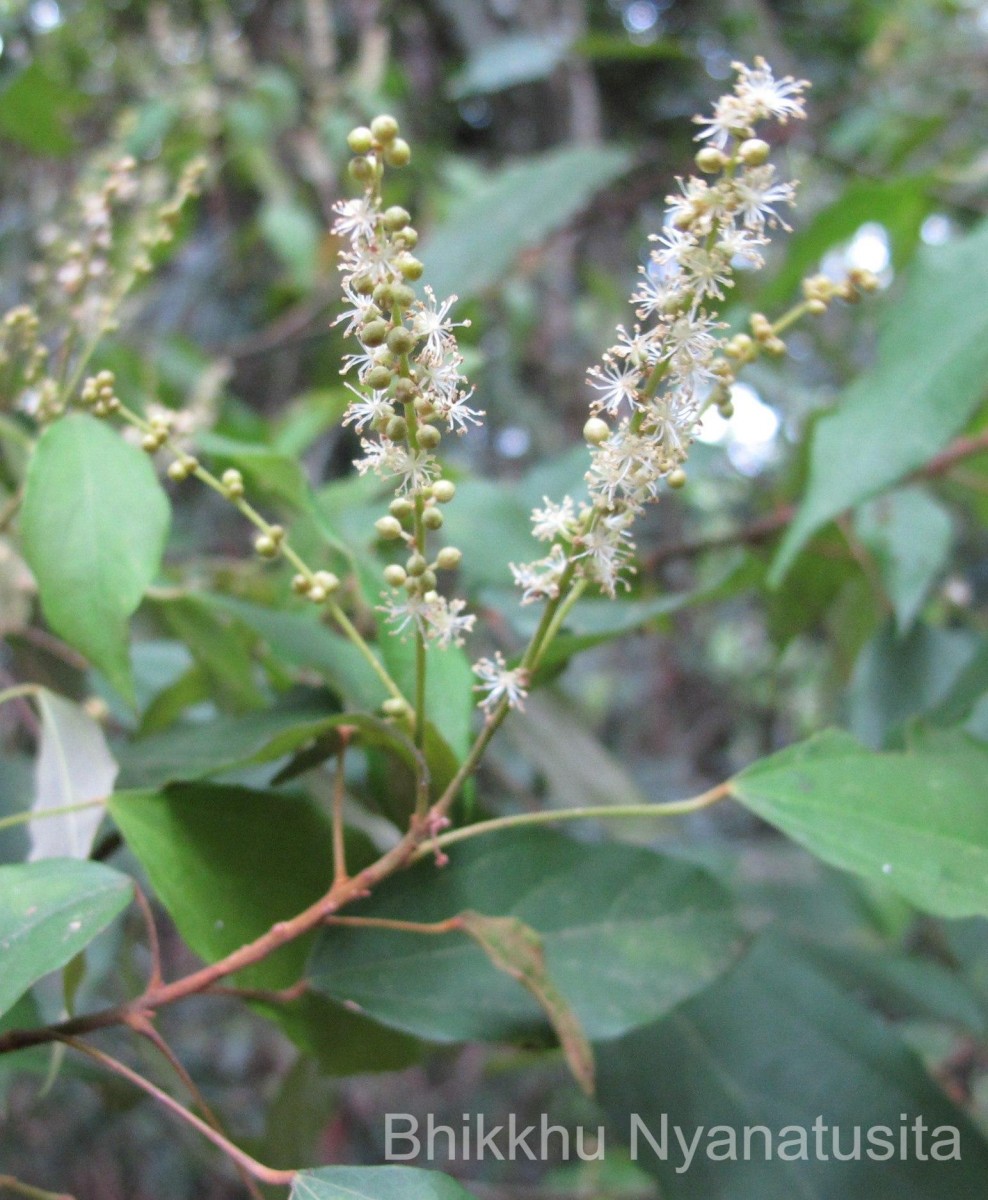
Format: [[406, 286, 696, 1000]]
[[508, 58, 809, 603], [332, 115, 480, 650]]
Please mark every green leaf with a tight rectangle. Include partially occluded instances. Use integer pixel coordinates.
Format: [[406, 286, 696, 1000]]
[[293, 1167, 478, 1200], [21, 415, 171, 704], [259, 198, 322, 290], [309, 828, 741, 1043], [29, 690, 116, 861], [420, 145, 632, 299], [115, 699, 338, 789], [381, 634, 473, 759], [853, 487, 953, 632], [0, 859, 132, 1018], [771, 218, 988, 583], [109, 783, 333, 989], [0, 59, 86, 155], [448, 32, 572, 98], [731, 729, 988, 918], [596, 934, 988, 1198]]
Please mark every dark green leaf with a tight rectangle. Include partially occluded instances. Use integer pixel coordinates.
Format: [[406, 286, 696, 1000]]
[[448, 32, 572, 98], [293, 1167, 478, 1200], [0, 860, 132, 1018], [420, 146, 632, 299], [596, 935, 988, 1198], [309, 828, 741, 1043], [21, 415, 171, 704]]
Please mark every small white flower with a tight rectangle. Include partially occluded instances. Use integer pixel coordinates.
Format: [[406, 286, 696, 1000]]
[[424, 595, 476, 648], [412, 287, 471, 359], [586, 356, 643, 415], [509, 544, 569, 605], [530, 495, 577, 543], [733, 57, 808, 125], [473, 651, 529, 714], [341, 384, 393, 432], [332, 195, 379, 241]]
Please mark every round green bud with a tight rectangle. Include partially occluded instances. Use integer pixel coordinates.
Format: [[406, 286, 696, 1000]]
[[718, 400, 735, 419], [418, 424, 441, 450], [383, 564, 407, 588], [374, 515, 404, 540], [738, 138, 771, 166], [384, 138, 411, 168], [583, 416, 610, 445], [414, 396, 435, 419], [396, 226, 418, 249], [667, 467, 687, 489], [406, 553, 428, 576], [391, 283, 416, 310], [222, 468, 245, 498], [167, 459, 190, 482], [695, 146, 727, 173], [365, 365, 394, 391], [419, 569, 437, 591], [382, 697, 411, 719], [385, 415, 408, 440], [373, 282, 396, 309], [383, 205, 411, 231], [360, 319, 389, 347], [255, 534, 279, 558], [432, 479, 456, 503], [312, 570, 340, 594], [387, 325, 416, 355], [292, 573, 311, 594], [396, 253, 424, 281], [436, 546, 462, 570], [371, 114, 400, 143], [348, 156, 375, 182], [353, 273, 376, 296], [347, 126, 375, 154], [394, 377, 417, 404], [141, 433, 161, 453], [423, 506, 444, 530], [389, 497, 414, 519]]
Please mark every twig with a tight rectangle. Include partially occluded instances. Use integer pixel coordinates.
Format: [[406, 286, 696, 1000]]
[[332, 726, 354, 885], [0, 1176, 75, 1200], [325, 915, 463, 935], [55, 1037, 296, 1187], [131, 885, 163, 991]]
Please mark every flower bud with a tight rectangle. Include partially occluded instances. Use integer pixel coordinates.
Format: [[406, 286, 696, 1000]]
[[371, 114, 400, 143], [375, 515, 404, 540], [391, 283, 417, 310], [667, 467, 687, 489], [389, 497, 414, 519], [382, 697, 411, 719], [312, 570, 340, 594], [387, 326, 416, 355], [436, 546, 462, 570], [384, 139, 411, 168], [406, 553, 427, 576], [347, 126, 375, 154], [365, 365, 394, 391], [423, 507, 444, 530], [738, 138, 771, 166], [385, 415, 408, 441], [432, 479, 456, 503], [383, 564, 407, 587], [396, 253, 424, 281], [222, 468, 245, 499], [360, 319, 389, 347], [583, 417, 610, 445], [418, 424, 441, 450], [383, 205, 411, 231], [695, 146, 727, 173], [255, 534, 279, 558], [292, 573, 311, 594], [394, 377, 417, 404], [348, 156, 375, 182]]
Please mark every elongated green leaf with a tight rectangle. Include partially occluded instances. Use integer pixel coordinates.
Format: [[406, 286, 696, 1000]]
[[731, 729, 988, 918], [772, 218, 988, 583], [293, 1167, 477, 1200], [596, 935, 988, 1199], [109, 783, 335, 989], [420, 145, 631, 299], [30, 690, 116, 861], [448, 32, 572, 98], [853, 487, 952, 632], [0, 860, 132, 1018], [309, 828, 741, 1043], [21, 415, 170, 703]]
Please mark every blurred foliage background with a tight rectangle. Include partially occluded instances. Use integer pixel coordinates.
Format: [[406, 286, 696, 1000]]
[[1, 0, 987, 1196]]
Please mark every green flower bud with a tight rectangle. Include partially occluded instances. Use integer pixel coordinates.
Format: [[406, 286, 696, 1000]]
[[396, 226, 418, 249], [382, 697, 411, 719], [396, 253, 424, 281], [255, 534, 279, 558], [360, 319, 389, 347], [391, 283, 416, 310], [348, 156, 375, 182], [347, 126, 375, 154], [738, 138, 771, 166], [406, 553, 427, 576], [667, 468, 687, 489], [419, 569, 437, 591], [375, 515, 404, 540], [436, 546, 462, 570], [423, 506, 444, 530], [313, 570, 340, 594], [389, 497, 414, 519], [167, 459, 191, 482], [373, 282, 396, 309], [583, 417, 610, 445], [387, 325, 416, 355], [385, 415, 408, 440], [353, 273, 376, 296], [371, 114, 400, 143], [365, 365, 394, 391], [384, 138, 411, 168], [383, 563, 407, 587], [292, 573, 311, 594], [432, 479, 456, 503], [221, 468, 245, 499], [413, 396, 435, 419], [383, 205, 411, 231], [394, 377, 417, 404], [418, 424, 441, 450], [141, 433, 161, 453], [695, 146, 728, 173]]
